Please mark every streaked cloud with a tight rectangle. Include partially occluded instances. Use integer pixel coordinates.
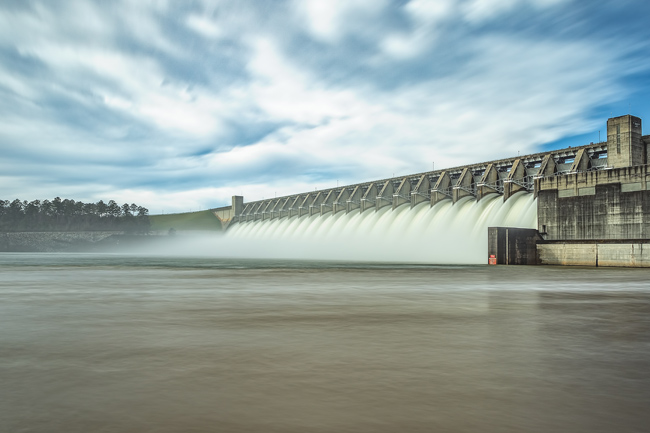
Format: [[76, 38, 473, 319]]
[[0, 0, 649, 212]]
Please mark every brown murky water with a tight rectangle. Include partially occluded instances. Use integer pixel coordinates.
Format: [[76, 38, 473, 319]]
[[1, 253, 650, 432]]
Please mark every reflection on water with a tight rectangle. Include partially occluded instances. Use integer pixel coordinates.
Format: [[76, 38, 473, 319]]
[[1, 253, 649, 432]]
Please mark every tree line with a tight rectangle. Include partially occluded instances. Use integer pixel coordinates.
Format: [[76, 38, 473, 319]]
[[0, 198, 150, 232]]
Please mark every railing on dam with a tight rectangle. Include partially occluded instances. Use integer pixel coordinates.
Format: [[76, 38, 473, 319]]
[[220, 142, 608, 225]]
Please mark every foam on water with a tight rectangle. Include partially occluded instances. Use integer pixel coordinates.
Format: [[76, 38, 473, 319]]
[[222, 191, 537, 264]]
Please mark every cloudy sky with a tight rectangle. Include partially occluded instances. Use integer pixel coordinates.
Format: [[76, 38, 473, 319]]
[[1, 0, 649, 213]]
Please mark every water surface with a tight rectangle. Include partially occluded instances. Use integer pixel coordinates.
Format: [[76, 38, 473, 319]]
[[1, 253, 649, 432]]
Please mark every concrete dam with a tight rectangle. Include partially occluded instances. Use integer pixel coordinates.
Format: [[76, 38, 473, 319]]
[[215, 115, 650, 266]]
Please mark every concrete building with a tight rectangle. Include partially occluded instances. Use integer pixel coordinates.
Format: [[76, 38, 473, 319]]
[[535, 115, 650, 266]]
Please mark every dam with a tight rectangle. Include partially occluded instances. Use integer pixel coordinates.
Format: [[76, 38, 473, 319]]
[[215, 115, 650, 266]]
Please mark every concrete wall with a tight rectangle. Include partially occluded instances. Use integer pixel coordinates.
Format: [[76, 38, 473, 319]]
[[488, 227, 541, 265], [534, 125, 650, 266], [538, 242, 650, 267], [213, 206, 233, 221], [536, 164, 650, 196], [213, 195, 243, 229], [607, 115, 644, 168], [538, 183, 650, 241]]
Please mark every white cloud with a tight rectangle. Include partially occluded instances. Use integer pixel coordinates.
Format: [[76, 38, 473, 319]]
[[245, 38, 367, 124], [296, 0, 387, 42], [405, 0, 455, 24], [185, 14, 222, 39], [383, 0, 570, 59], [12, 41, 231, 138], [110, 187, 227, 214], [379, 0, 448, 59], [462, 0, 519, 23], [201, 35, 626, 204], [297, 0, 347, 41], [0, 0, 647, 213], [462, 0, 568, 23], [380, 30, 432, 59]]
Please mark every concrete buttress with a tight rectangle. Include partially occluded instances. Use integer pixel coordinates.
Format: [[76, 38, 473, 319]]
[[320, 190, 336, 215], [333, 188, 350, 214], [503, 159, 527, 201], [346, 186, 363, 213], [411, 175, 430, 207], [569, 149, 591, 173], [299, 194, 314, 217], [476, 164, 500, 201], [452, 167, 475, 203], [288, 195, 302, 218], [376, 180, 394, 211], [261, 200, 274, 220], [431, 171, 452, 206], [360, 183, 378, 212], [393, 178, 411, 209], [309, 192, 325, 216]]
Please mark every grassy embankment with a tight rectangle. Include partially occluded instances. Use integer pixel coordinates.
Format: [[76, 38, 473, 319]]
[[148, 209, 223, 232]]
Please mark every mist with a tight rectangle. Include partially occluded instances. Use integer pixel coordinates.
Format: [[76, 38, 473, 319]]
[[135, 192, 536, 264]]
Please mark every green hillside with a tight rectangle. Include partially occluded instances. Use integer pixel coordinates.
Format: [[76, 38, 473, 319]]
[[148, 209, 223, 232]]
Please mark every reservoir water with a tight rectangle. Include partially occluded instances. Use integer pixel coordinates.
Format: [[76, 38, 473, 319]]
[[2, 253, 650, 432]]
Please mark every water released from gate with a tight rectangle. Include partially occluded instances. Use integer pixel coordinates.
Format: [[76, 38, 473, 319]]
[[223, 192, 537, 264]]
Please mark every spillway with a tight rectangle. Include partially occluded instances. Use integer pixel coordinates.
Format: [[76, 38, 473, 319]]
[[211, 115, 650, 267], [224, 192, 536, 264]]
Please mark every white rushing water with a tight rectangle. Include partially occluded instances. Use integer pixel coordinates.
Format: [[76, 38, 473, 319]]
[[222, 192, 537, 264]]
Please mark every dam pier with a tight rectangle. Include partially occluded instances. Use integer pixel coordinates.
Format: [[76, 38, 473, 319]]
[[215, 115, 650, 267]]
